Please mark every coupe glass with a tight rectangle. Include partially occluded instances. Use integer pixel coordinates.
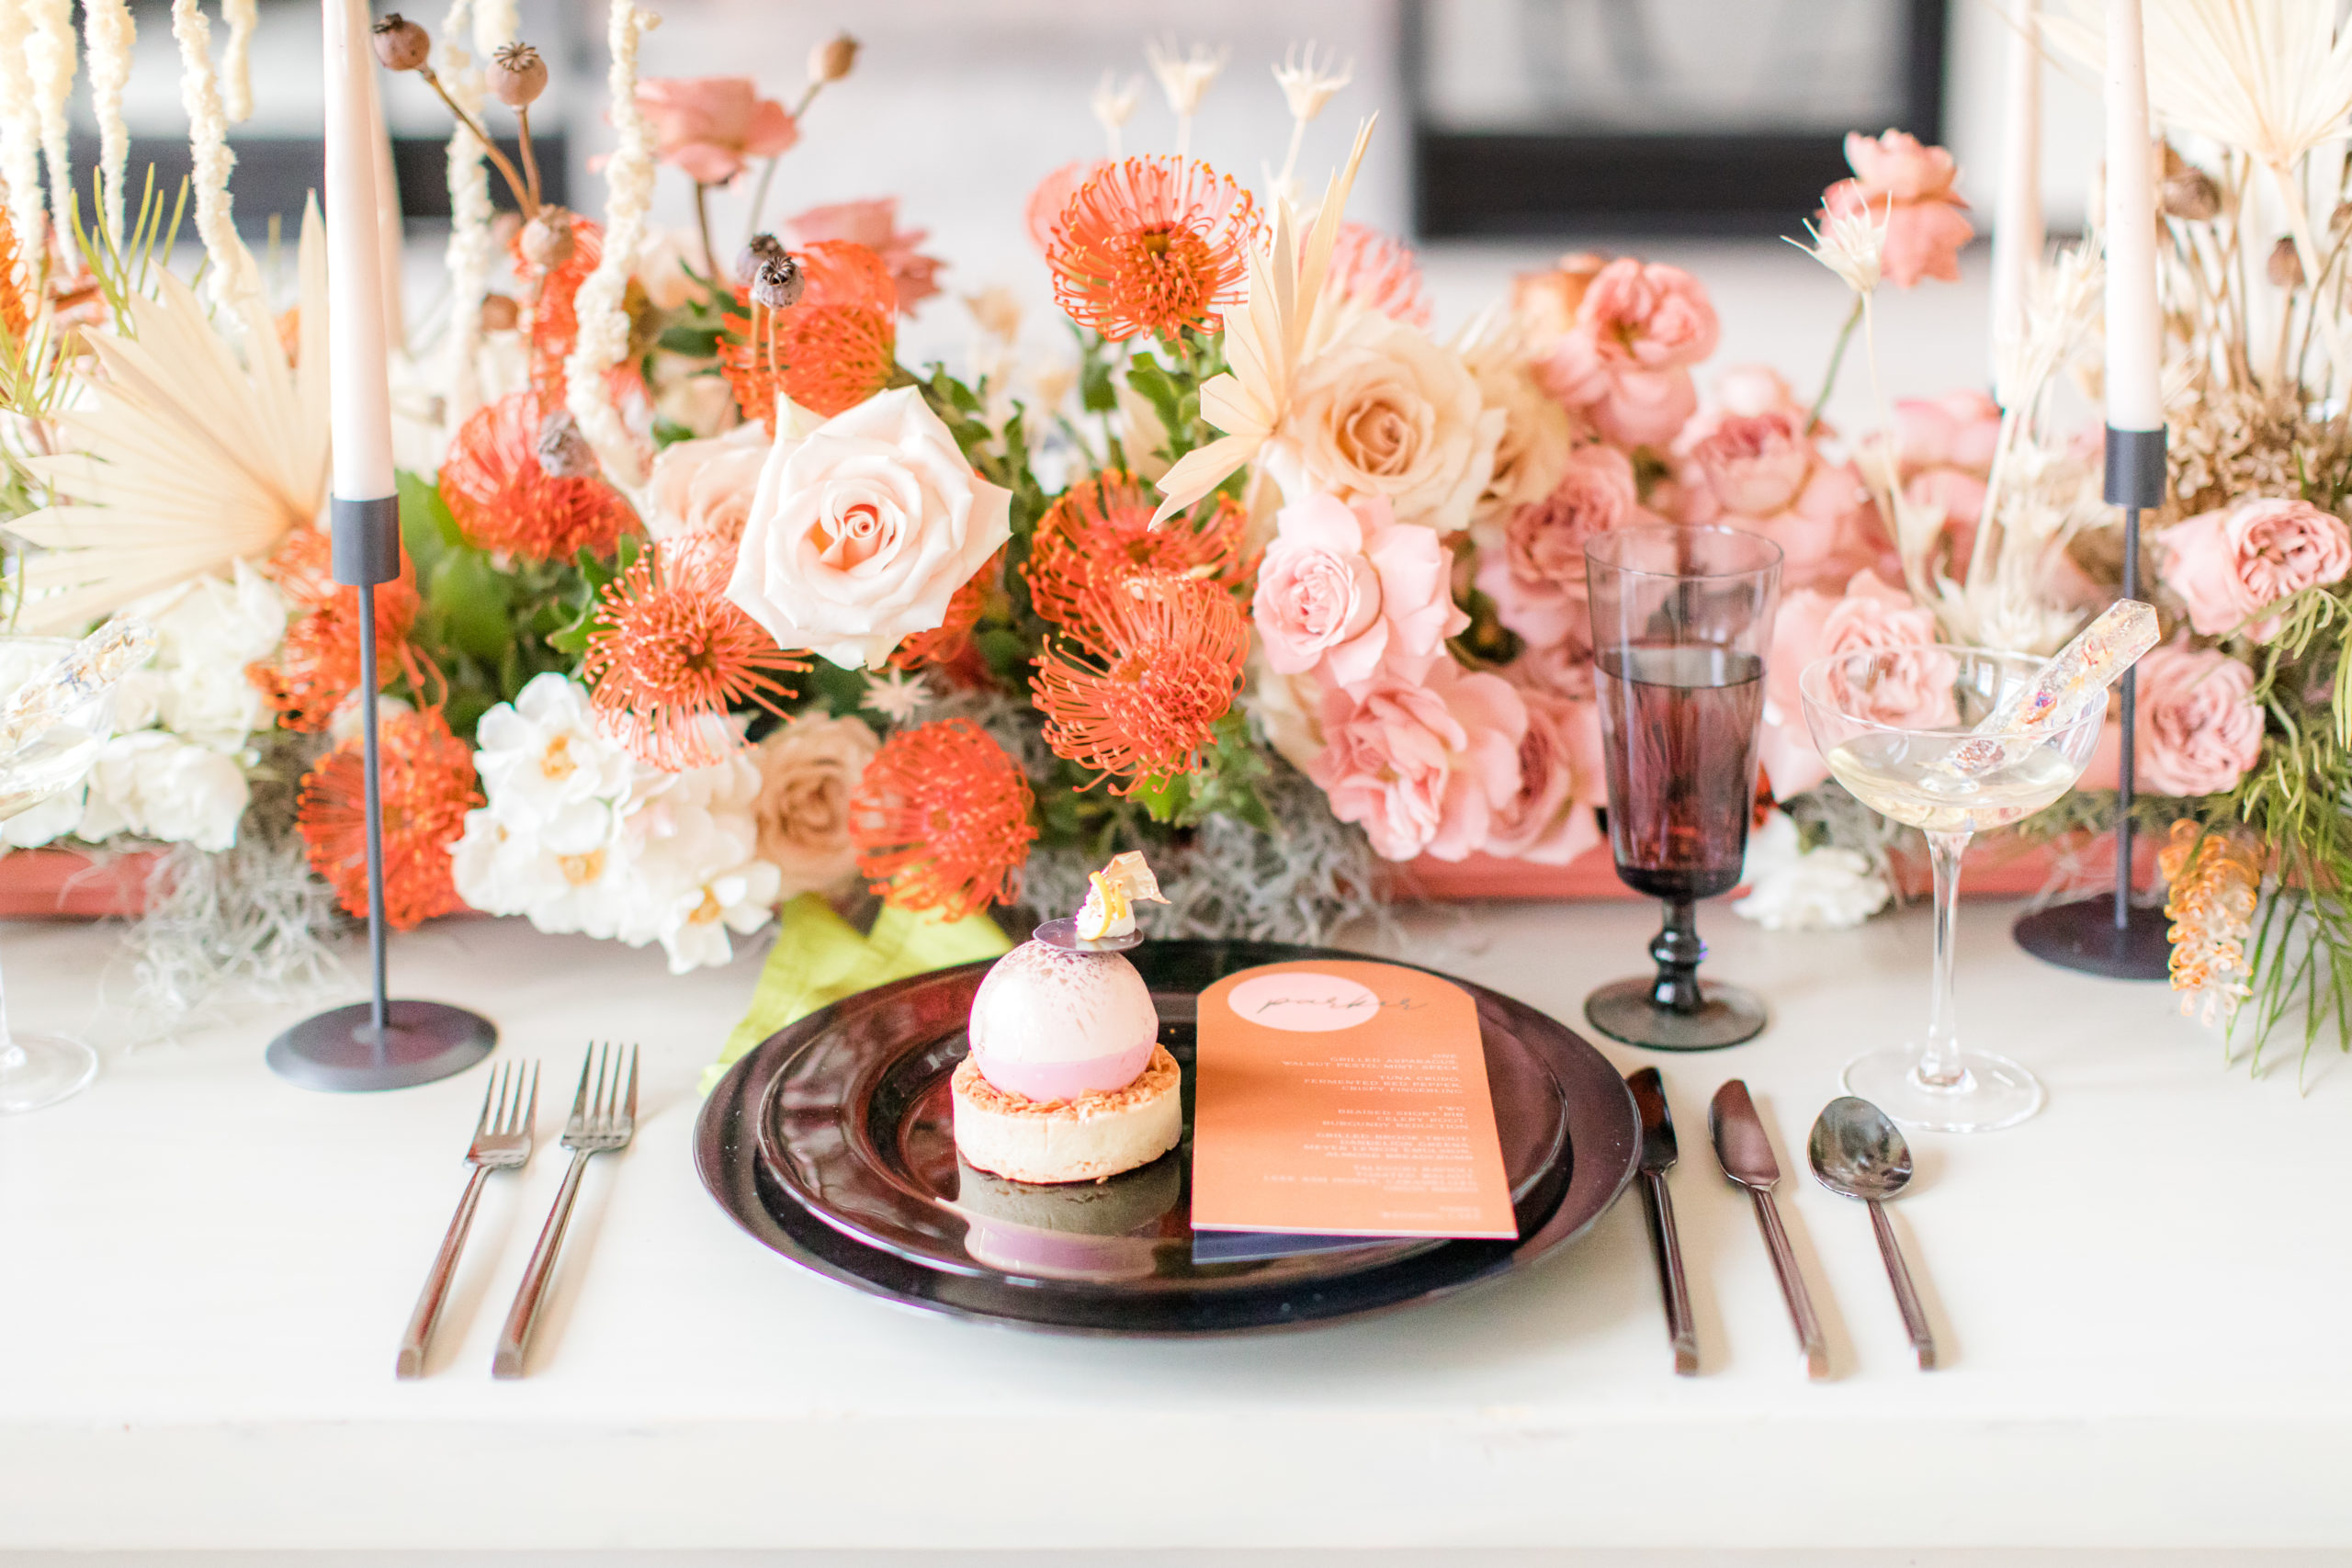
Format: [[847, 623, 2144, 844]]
[[1581, 524, 1781, 1050], [1799, 644, 2106, 1133], [0, 636, 127, 1114]]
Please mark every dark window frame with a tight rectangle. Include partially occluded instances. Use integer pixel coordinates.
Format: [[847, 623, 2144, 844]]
[[1404, 0, 1950, 238]]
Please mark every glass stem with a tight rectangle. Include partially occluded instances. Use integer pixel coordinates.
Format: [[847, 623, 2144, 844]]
[[1919, 829, 1971, 1088], [0, 927, 20, 1075], [1647, 899, 1706, 1015]]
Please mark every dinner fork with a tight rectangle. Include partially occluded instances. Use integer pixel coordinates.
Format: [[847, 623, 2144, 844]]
[[492, 1042, 638, 1379], [396, 1059, 538, 1380]]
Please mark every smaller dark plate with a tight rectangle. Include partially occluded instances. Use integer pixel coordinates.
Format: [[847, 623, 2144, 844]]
[[695, 940, 1641, 1336]]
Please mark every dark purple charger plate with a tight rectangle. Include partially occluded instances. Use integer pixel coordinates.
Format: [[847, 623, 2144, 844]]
[[692, 939, 1640, 1335]]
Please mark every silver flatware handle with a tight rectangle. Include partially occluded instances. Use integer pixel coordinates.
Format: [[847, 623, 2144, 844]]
[[396, 1164, 492, 1380], [493, 1148, 591, 1379], [1869, 1198, 1937, 1370], [1749, 1188, 1828, 1380], [1637, 1169, 1699, 1376]]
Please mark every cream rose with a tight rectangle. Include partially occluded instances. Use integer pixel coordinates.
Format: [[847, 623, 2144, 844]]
[[1462, 332, 1575, 529], [728, 386, 1013, 669], [1270, 308, 1503, 534], [752, 712, 880, 898], [648, 422, 767, 549]]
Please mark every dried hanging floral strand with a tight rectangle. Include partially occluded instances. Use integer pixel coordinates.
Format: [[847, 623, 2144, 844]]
[[437, 0, 490, 429], [0, 0, 45, 273], [81, 0, 134, 243], [219, 0, 254, 121], [170, 0, 260, 319], [562, 0, 658, 486], [25, 0, 75, 247]]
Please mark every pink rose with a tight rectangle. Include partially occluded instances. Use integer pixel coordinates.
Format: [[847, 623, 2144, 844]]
[[1253, 494, 1466, 694], [1758, 569, 1949, 797], [1476, 445, 1641, 649], [1310, 665, 1527, 862], [1483, 683, 1605, 863], [1894, 390, 2001, 475], [1534, 259, 1718, 449], [2112, 645, 2264, 797], [785, 197, 945, 316], [2160, 497, 2352, 640], [636, 78, 797, 186], [1690, 410, 1815, 516], [1819, 131, 1973, 288]]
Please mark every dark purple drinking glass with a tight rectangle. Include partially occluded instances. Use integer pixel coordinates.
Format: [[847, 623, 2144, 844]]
[[1583, 525, 1781, 1050]]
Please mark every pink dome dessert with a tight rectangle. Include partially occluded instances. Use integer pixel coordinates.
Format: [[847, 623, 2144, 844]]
[[967, 940, 1159, 1102]]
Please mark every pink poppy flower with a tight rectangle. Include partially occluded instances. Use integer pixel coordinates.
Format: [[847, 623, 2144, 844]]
[[637, 78, 797, 186]]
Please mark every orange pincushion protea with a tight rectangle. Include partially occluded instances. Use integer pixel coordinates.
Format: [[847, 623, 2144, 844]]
[[889, 550, 999, 671], [581, 537, 809, 769], [848, 717, 1036, 919], [297, 706, 481, 930], [720, 239, 898, 428], [1046, 157, 1261, 343], [516, 211, 602, 403], [1023, 471, 1255, 628], [249, 527, 424, 733], [1327, 222, 1434, 330], [1032, 571, 1248, 791], [440, 390, 639, 562]]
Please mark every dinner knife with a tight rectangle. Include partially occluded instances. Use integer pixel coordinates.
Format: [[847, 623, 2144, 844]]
[[1709, 1079, 1829, 1380], [1625, 1068, 1698, 1376]]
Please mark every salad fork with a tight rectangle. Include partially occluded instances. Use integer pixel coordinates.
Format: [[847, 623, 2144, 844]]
[[396, 1059, 537, 1379], [493, 1042, 638, 1378]]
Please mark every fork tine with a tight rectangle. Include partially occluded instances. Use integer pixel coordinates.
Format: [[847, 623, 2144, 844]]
[[623, 1044, 639, 1123], [473, 1063, 503, 1141], [516, 1061, 539, 1136], [568, 1046, 595, 1124]]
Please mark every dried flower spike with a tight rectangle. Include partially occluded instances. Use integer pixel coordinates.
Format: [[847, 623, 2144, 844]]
[[809, 31, 859, 86], [1791, 198, 1887, 296], [491, 41, 548, 108], [1272, 41, 1352, 124], [1091, 72, 1142, 155], [371, 13, 431, 72]]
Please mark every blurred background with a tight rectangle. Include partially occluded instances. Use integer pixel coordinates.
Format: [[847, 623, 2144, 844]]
[[72, 0, 2108, 424]]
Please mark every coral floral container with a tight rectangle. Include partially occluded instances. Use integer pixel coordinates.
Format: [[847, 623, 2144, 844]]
[[0, 849, 161, 919], [1403, 833, 2157, 902]]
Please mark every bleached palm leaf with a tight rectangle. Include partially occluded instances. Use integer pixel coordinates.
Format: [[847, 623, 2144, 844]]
[[8, 198, 329, 632], [1154, 117, 1376, 523], [2050, 0, 2352, 170]]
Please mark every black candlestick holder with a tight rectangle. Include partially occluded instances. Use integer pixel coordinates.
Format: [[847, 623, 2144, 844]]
[[264, 495, 498, 1090], [2012, 425, 2172, 979]]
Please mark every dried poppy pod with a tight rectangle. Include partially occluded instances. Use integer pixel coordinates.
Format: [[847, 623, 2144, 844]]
[[737, 232, 786, 286], [2268, 236, 2305, 290], [808, 31, 859, 85], [371, 13, 431, 71], [535, 410, 600, 479], [751, 254, 806, 310], [517, 207, 576, 271], [479, 292, 520, 333], [491, 41, 548, 108]]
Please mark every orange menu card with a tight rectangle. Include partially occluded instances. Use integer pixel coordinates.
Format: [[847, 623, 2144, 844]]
[[1190, 960, 1517, 1241]]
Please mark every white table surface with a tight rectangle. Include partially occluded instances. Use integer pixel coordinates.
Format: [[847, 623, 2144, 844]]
[[1, 896, 2346, 1555]]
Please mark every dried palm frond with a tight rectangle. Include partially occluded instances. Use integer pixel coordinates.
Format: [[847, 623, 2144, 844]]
[[6, 198, 328, 631], [1152, 117, 1374, 523]]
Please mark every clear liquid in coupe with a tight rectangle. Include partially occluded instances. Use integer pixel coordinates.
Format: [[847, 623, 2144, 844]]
[[1595, 644, 1766, 901], [1824, 731, 2079, 834]]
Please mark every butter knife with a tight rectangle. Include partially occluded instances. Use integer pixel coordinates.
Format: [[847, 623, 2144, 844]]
[[1626, 1068, 1698, 1376], [1709, 1079, 1829, 1380]]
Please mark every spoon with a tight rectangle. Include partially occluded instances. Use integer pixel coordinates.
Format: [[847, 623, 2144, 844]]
[[1807, 1096, 1937, 1371]]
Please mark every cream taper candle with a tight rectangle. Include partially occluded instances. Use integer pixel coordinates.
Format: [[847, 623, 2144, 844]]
[[1991, 0, 2042, 386], [2103, 0, 2163, 433], [323, 0, 396, 499]]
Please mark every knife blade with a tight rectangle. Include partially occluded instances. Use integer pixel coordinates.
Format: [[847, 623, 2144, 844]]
[[1710, 1079, 1829, 1380], [1626, 1068, 1698, 1376]]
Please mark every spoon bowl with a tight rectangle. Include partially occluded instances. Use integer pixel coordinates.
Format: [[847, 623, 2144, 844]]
[[1808, 1095, 1914, 1201]]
